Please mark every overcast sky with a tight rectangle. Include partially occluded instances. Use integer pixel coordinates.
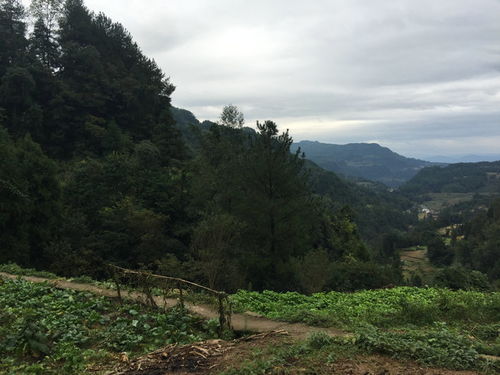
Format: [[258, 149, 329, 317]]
[[66, 1, 500, 157]]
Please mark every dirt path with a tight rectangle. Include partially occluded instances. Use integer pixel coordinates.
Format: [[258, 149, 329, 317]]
[[0, 272, 344, 338]]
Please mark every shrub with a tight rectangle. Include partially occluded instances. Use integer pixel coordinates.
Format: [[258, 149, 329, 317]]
[[433, 267, 490, 291], [306, 331, 334, 349], [328, 262, 402, 292]]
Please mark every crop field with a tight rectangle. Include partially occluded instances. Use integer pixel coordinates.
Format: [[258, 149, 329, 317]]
[[231, 287, 500, 371], [0, 279, 216, 374], [422, 192, 477, 211], [231, 287, 499, 327], [399, 246, 437, 280], [1, 267, 499, 374]]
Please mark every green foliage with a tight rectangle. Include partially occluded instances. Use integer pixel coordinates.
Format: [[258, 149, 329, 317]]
[[453, 199, 500, 282], [0, 0, 27, 77], [0, 130, 61, 268], [356, 324, 481, 370], [0, 279, 213, 374], [219, 343, 310, 375], [401, 161, 500, 195], [191, 213, 244, 290], [427, 236, 453, 266], [191, 119, 330, 291], [218, 104, 244, 128], [231, 287, 500, 328], [328, 262, 402, 292], [306, 331, 334, 349], [433, 267, 491, 291], [292, 248, 332, 294], [0, 0, 419, 294], [0, 263, 58, 279]]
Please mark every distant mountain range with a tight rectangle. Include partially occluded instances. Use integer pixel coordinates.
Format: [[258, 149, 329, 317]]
[[172, 108, 499, 189], [291, 141, 437, 187], [424, 154, 500, 163]]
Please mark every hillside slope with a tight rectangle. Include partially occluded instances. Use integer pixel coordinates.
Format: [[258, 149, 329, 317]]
[[292, 141, 436, 187], [401, 161, 500, 195], [171, 109, 416, 244]]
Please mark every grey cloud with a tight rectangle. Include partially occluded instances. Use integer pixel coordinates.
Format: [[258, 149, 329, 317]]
[[42, 0, 500, 156]]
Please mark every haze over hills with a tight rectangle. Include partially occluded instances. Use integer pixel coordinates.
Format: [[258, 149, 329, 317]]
[[2, 1, 500, 373], [172, 108, 442, 188], [291, 141, 437, 188], [424, 154, 500, 164]]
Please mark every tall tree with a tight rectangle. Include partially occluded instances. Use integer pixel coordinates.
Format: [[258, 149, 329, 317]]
[[242, 121, 311, 264], [193, 119, 318, 290], [0, 127, 61, 267], [219, 104, 244, 128], [29, 17, 60, 70], [0, 0, 27, 76], [29, 0, 63, 34]]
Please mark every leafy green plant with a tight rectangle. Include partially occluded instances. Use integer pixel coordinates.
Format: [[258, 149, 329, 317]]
[[0, 279, 215, 374], [306, 331, 334, 349], [0, 263, 58, 279], [356, 324, 480, 370], [231, 287, 500, 328]]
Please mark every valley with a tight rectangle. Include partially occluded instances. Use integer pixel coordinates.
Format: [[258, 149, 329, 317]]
[[0, 0, 499, 373]]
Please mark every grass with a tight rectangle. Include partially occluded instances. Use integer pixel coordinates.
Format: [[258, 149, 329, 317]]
[[218, 330, 500, 374], [230, 287, 500, 372], [399, 246, 437, 280], [423, 192, 476, 211], [2, 264, 499, 373], [0, 263, 59, 279], [218, 333, 362, 375], [231, 287, 500, 328], [0, 263, 221, 307]]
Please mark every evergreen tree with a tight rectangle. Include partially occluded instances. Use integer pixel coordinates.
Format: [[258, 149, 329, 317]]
[[0, 127, 61, 267], [219, 104, 244, 128], [240, 121, 313, 288], [0, 0, 27, 76], [29, 17, 60, 70], [29, 0, 63, 34]]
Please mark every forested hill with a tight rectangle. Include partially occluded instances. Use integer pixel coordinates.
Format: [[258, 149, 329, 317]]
[[1, 0, 415, 293], [169, 108, 416, 246], [401, 161, 500, 195], [291, 141, 436, 187]]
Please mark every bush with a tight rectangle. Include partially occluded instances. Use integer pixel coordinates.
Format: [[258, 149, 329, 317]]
[[433, 267, 490, 291], [306, 331, 334, 349], [328, 262, 402, 292]]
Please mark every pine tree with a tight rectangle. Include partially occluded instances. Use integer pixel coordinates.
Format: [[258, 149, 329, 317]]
[[0, 0, 27, 76], [29, 17, 60, 70]]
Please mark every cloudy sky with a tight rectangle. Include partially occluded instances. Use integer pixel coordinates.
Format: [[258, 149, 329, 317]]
[[76, 1, 500, 157]]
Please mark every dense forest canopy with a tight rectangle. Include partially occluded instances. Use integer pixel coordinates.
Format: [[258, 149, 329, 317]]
[[0, 0, 498, 292], [401, 161, 500, 195]]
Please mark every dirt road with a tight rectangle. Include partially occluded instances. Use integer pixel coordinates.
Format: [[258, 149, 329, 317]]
[[0, 272, 344, 338]]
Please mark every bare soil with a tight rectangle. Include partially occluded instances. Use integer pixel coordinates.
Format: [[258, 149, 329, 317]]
[[108, 332, 480, 375]]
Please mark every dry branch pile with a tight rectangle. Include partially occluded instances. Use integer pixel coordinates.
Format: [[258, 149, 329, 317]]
[[109, 331, 289, 375]]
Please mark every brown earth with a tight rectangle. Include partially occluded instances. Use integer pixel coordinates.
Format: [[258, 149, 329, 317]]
[[107, 332, 480, 375]]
